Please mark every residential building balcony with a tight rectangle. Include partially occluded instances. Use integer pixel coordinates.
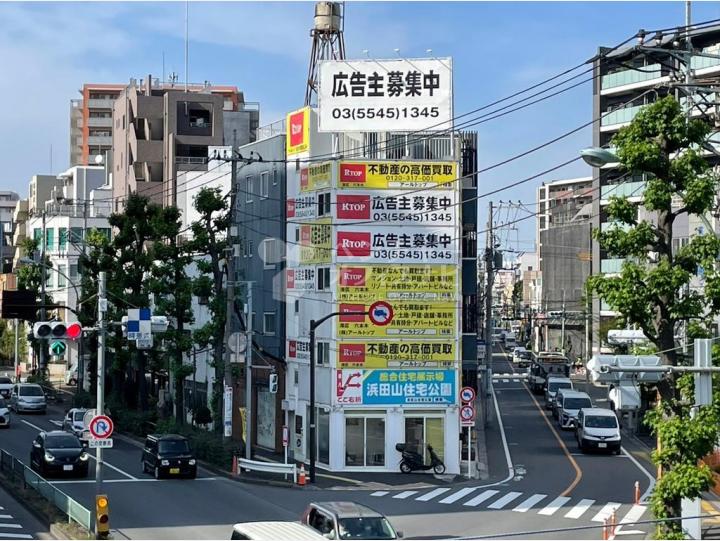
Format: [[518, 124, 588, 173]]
[[691, 44, 720, 71], [87, 98, 115, 109], [600, 181, 645, 200], [87, 117, 113, 128], [88, 135, 112, 146], [600, 104, 645, 129], [601, 64, 663, 91]]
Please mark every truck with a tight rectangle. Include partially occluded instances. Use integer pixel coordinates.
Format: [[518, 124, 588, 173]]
[[528, 352, 571, 394], [503, 332, 517, 350]]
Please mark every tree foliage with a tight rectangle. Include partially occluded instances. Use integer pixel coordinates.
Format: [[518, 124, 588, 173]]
[[588, 96, 720, 537]]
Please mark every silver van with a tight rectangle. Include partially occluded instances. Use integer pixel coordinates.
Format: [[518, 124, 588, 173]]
[[9, 384, 47, 414], [544, 376, 573, 409], [556, 389, 592, 429], [231, 522, 327, 540], [576, 408, 621, 454]]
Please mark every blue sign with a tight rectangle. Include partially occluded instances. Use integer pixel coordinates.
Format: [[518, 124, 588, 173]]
[[362, 369, 456, 405]]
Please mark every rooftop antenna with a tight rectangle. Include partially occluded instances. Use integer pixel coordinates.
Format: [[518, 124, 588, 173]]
[[185, 0, 189, 92], [162, 51, 165, 84], [305, 1, 346, 106]]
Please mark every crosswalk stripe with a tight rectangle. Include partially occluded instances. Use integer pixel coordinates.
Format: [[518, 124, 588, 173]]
[[502, 379, 509, 382], [370, 491, 389, 497], [565, 499, 595, 519], [0, 524, 23, 529], [513, 494, 547, 513], [538, 496, 571, 516], [439, 487, 480, 504], [393, 491, 418, 499], [488, 491, 523, 509], [619, 504, 646, 525], [463, 490, 499, 507], [0, 515, 12, 520], [592, 502, 622, 522], [0, 534, 33, 539], [416, 488, 452, 502]]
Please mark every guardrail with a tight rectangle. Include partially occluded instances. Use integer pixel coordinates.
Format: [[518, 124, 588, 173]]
[[238, 457, 296, 483], [0, 450, 92, 530]]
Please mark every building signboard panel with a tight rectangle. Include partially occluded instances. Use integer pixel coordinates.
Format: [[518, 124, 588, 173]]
[[288, 339, 311, 361], [335, 369, 456, 405], [286, 107, 310, 155], [337, 341, 456, 369], [299, 222, 332, 264], [300, 162, 333, 192], [286, 193, 316, 220], [338, 161, 456, 190], [337, 301, 456, 338], [286, 268, 315, 291], [337, 265, 456, 302], [318, 58, 453, 133], [335, 191, 456, 224], [336, 226, 458, 264]]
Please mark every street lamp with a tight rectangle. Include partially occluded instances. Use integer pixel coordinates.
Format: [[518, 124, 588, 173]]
[[308, 310, 368, 484], [580, 147, 619, 167]]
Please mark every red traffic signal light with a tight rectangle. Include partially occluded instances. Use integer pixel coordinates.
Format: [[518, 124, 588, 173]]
[[32, 321, 82, 341], [66, 323, 82, 340]]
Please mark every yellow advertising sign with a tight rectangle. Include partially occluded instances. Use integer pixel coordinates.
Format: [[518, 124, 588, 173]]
[[337, 301, 456, 338], [337, 265, 456, 303], [300, 162, 333, 192], [286, 107, 310, 156], [338, 161, 457, 189], [299, 221, 331, 264], [337, 341, 456, 369]]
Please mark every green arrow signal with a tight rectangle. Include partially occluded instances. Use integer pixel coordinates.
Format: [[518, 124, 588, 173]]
[[50, 341, 66, 356]]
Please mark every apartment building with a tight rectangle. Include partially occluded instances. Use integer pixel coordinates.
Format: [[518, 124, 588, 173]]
[[537, 176, 592, 251], [70, 84, 125, 166], [0, 191, 20, 273], [111, 76, 259, 209], [591, 24, 720, 351]]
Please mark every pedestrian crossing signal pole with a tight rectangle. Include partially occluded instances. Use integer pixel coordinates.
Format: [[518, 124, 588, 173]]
[[95, 494, 109, 539]]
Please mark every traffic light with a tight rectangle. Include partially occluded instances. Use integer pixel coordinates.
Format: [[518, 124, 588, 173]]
[[32, 321, 82, 340], [269, 373, 278, 394], [95, 494, 110, 537]]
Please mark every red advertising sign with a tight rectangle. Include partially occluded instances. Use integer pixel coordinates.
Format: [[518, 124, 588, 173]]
[[289, 111, 306, 148], [286, 270, 295, 289], [339, 163, 366, 184], [286, 199, 296, 218], [336, 232, 372, 257], [336, 194, 371, 219], [339, 303, 367, 323], [339, 343, 366, 365], [300, 168, 309, 189], [338, 267, 366, 287]]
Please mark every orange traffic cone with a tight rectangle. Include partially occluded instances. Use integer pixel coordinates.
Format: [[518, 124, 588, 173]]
[[634, 481, 640, 504], [298, 464, 307, 486], [602, 518, 608, 540], [232, 455, 238, 476]]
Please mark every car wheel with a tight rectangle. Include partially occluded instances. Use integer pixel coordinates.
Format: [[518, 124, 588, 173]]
[[141, 461, 147, 474], [614, 448, 622, 455], [154, 466, 161, 480], [187, 471, 197, 480]]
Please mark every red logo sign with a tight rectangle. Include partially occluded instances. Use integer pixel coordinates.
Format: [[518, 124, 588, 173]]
[[339, 303, 366, 322], [289, 112, 306, 147], [337, 195, 370, 219], [300, 225, 311, 245], [286, 199, 296, 218], [337, 232, 371, 257], [339, 343, 366, 364], [300, 168, 309, 189], [286, 270, 295, 289], [340, 163, 366, 183], [339, 267, 366, 286], [289, 340, 297, 358]]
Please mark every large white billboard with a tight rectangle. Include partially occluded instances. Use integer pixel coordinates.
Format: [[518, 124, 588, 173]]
[[318, 58, 453, 133], [335, 191, 456, 225]]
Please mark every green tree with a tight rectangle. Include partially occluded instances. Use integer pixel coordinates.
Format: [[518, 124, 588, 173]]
[[0, 320, 28, 364], [588, 96, 720, 538]]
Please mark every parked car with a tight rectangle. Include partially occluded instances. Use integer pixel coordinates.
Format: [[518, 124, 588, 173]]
[[29, 431, 89, 477], [0, 375, 13, 398], [556, 390, 593, 429], [0, 397, 10, 428], [142, 434, 197, 479], [575, 408, 622, 454], [9, 383, 47, 414], [231, 522, 327, 540], [512, 347, 533, 367], [302, 502, 402, 540], [64, 367, 78, 386], [63, 408, 89, 440], [544, 376, 573, 410]]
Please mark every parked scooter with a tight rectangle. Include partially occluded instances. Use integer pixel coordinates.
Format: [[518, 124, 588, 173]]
[[395, 443, 446, 474]]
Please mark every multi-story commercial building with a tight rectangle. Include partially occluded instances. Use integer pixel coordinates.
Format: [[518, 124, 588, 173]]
[[591, 25, 720, 351], [537, 176, 592, 252], [70, 84, 125, 166], [0, 191, 20, 273], [111, 76, 259, 210], [13, 175, 61, 268]]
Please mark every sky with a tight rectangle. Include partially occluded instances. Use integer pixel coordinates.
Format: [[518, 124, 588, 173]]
[[1, 0, 719, 251]]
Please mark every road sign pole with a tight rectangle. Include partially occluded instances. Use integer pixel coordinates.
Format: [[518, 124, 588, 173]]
[[467, 426, 472, 479], [95, 272, 106, 517]]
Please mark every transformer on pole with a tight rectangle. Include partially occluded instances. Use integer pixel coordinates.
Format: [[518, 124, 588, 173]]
[[305, 1, 346, 107]]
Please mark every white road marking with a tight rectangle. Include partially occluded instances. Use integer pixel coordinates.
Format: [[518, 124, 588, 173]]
[[619, 504, 646, 524], [0, 533, 33, 539], [513, 494, 547, 512], [488, 491, 523, 509], [392, 491, 418, 499], [49, 420, 63, 427], [439, 487, 480, 504], [370, 491, 389, 497], [592, 502, 622, 523], [538, 496, 571, 516], [620, 446, 655, 502], [415, 488, 451, 502], [20, 419, 44, 432], [50, 477, 218, 484], [0, 524, 23, 529], [0, 515, 12, 520], [502, 379, 509, 383], [83, 454, 137, 480], [463, 490, 499, 507], [564, 499, 595, 519]]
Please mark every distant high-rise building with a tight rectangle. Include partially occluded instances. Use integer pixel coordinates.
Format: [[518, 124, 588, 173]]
[[70, 84, 125, 166]]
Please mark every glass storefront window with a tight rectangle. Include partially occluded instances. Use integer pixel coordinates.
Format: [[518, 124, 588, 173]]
[[367, 418, 385, 466], [318, 408, 330, 464], [405, 416, 445, 464], [345, 416, 386, 467], [345, 418, 364, 466]]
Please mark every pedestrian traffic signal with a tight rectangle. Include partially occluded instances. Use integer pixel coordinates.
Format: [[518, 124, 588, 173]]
[[269, 373, 278, 394], [32, 321, 82, 340], [95, 494, 110, 537]]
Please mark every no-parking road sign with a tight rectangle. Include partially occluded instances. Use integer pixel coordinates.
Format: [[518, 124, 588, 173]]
[[368, 301, 394, 326], [89, 415, 114, 439]]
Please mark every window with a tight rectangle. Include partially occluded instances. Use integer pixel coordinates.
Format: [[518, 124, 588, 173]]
[[251, 312, 256, 332], [46, 228, 55, 250], [246, 176, 254, 203], [59, 228, 68, 251], [263, 312, 276, 336], [294, 300, 299, 314], [33, 228, 42, 243], [260, 172, 269, 199], [57, 265, 67, 288], [317, 267, 331, 291], [70, 228, 83, 244], [316, 342, 330, 366], [45, 272, 54, 288], [295, 228, 300, 242], [272, 170, 278, 186], [318, 193, 331, 216], [345, 417, 385, 467], [293, 369, 299, 386], [69, 264, 79, 280], [261, 238, 280, 269]]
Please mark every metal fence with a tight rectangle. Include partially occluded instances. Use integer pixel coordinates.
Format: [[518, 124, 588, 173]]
[[0, 450, 92, 531]]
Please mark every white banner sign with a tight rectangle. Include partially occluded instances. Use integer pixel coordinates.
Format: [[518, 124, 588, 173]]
[[223, 386, 233, 437], [286, 268, 315, 291], [335, 191, 456, 225], [286, 193, 316, 220], [336, 225, 458, 264], [318, 58, 453, 133]]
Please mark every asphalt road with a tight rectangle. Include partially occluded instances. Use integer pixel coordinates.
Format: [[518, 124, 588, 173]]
[[0, 482, 51, 540], [0, 350, 657, 540]]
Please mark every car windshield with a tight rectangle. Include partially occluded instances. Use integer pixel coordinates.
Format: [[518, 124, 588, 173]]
[[159, 440, 190, 454], [586, 415, 618, 428], [45, 435, 81, 449], [338, 517, 395, 540], [73, 411, 85, 422], [20, 386, 43, 397], [548, 382, 572, 393], [565, 398, 592, 410], [0, 377, 11, 384]]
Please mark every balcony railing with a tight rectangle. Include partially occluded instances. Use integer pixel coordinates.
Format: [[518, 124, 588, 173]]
[[600, 104, 645, 127], [175, 156, 206, 165], [601, 63, 662, 90], [87, 117, 113, 128], [600, 258, 624, 274], [601, 181, 645, 200], [692, 45, 720, 70]]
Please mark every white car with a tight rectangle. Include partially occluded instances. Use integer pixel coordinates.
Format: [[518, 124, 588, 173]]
[[0, 375, 13, 398], [576, 408, 621, 454], [63, 408, 89, 440], [0, 397, 10, 427], [512, 347, 532, 367]]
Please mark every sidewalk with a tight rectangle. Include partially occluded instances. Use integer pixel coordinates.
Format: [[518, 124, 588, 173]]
[[702, 491, 720, 539]]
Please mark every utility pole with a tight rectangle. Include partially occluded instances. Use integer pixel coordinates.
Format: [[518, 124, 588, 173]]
[[95, 272, 106, 499], [39, 211, 47, 376], [560, 290, 566, 355], [482, 202, 494, 427], [244, 283, 253, 460], [13, 319, 19, 382]]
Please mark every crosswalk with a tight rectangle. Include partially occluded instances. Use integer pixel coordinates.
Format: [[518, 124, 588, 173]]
[[370, 486, 647, 526], [0, 506, 33, 540], [492, 372, 528, 383]]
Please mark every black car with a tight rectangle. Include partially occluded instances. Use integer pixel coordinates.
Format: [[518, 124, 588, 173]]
[[30, 431, 89, 477], [142, 434, 197, 479]]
